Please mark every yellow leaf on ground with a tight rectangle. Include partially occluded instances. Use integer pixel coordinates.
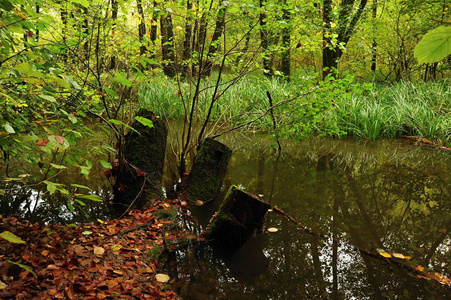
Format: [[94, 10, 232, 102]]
[[155, 273, 170, 283], [267, 227, 278, 233], [379, 252, 392, 258]]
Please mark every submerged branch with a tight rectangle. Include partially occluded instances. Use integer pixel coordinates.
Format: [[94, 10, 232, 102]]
[[271, 206, 451, 287]]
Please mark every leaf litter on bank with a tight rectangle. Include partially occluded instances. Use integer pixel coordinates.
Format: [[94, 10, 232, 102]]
[[0, 199, 181, 299]]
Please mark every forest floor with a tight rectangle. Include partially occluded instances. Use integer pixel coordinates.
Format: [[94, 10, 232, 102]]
[[0, 199, 189, 299]]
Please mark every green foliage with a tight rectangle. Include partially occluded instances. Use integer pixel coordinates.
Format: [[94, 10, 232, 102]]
[[414, 26, 451, 64]]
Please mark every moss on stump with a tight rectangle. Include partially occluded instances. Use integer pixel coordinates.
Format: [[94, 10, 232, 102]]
[[185, 138, 231, 205], [205, 185, 270, 250], [114, 109, 167, 210]]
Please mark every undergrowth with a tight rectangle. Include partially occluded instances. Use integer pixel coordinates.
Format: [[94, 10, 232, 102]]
[[137, 74, 451, 145]]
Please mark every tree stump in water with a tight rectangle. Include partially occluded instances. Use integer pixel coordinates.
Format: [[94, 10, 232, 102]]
[[185, 138, 231, 205], [204, 185, 270, 250], [113, 109, 167, 211]]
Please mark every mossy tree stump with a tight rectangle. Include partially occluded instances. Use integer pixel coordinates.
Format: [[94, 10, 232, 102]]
[[205, 185, 270, 250], [114, 109, 167, 210], [185, 138, 231, 205]]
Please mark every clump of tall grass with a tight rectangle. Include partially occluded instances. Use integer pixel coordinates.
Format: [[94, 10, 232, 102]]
[[137, 74, 299, 129], [331, 80, 451, 143], [137, 73, 450, 144]]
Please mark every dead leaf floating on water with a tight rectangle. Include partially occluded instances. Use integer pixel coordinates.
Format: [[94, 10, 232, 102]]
[[267, 227, 278, 233], [393, 253, 411, 260], [155, 273, 170, 283]]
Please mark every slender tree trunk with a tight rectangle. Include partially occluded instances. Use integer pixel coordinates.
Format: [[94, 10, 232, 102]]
[[260, 0, 273, 77], [83, 7, 90, 60], [35, 4, 40, 41], [202, 5, 227, 77], [150, 2, 158, 61], [136, 0, 147, 56], [371, 0, 377, 73], [182, 0, 193, 77], [110, 0, 118, 69], [281, 0, 291, 81], [322, 0, 334, 79], [160, 11, 176, 77], [60, 3, 68, 62]]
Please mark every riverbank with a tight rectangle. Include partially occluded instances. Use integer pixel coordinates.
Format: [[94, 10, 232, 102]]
[[0, 199, 181, 299]]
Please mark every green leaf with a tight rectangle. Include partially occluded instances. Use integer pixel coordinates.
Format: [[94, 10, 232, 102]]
[[74, 199, 86, 206], [50, 163, 67, 169], [39, 95, 57, 103], [3, 124, 15, 134], [44, 181, 57, 194], [135, 116, 154, 128], [142, 57, 160, 66], [113, 77, 132, 87], [0, 231, 26, 244], [70, 184, 92, 190], [0, 189, 5, 195], [414, 26, 451, 64], [8, 261, 37, 278], [76, 194, 102, 202], [100, 160, 112, 169], [82, 231, 92, 235], [67, 201, 74, 212]]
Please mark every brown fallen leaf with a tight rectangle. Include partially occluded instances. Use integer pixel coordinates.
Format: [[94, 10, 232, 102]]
[[47, 264, 59, 270], [138, 267, 154, 274], [94, 246, 105, 256]]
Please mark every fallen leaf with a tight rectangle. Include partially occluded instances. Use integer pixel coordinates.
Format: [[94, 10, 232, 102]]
[[111, 244, 122, 251], [267, 227, 278, 233], [0, 280, 7, 290], [0, 231, 26, 244], [155, 273, 170, 283], [392, 253, 406, 259], [415, 265, 425, 272], [138, 267, 154, 274], [195, 200, 204, 206], [379, 252, 392, 258], [94, 247, 105, 256], [47, 264, 59, 270]]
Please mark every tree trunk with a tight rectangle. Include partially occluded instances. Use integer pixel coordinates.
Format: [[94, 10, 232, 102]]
[[202, 5, 227, 77], [109, 0, 118, 69], [371, 0, 377, 73], [184, 138, 231, 205], [322, 0, 368, 79], [260, 0, 273, 77], [136, 0, 147, 56], [160, 11, 176, 77], [205, 185, 270, 250], [281, 1, 291, 80], [182, 0, 193, 77], [149, 1, 158, 62]]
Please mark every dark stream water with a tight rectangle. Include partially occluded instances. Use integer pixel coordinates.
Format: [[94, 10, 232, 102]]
[[162, 136, 451, 299], [1, 133, 450, 299]]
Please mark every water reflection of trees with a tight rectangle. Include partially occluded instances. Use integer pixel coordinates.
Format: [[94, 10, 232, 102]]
[[168, 139, 450, 299]]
